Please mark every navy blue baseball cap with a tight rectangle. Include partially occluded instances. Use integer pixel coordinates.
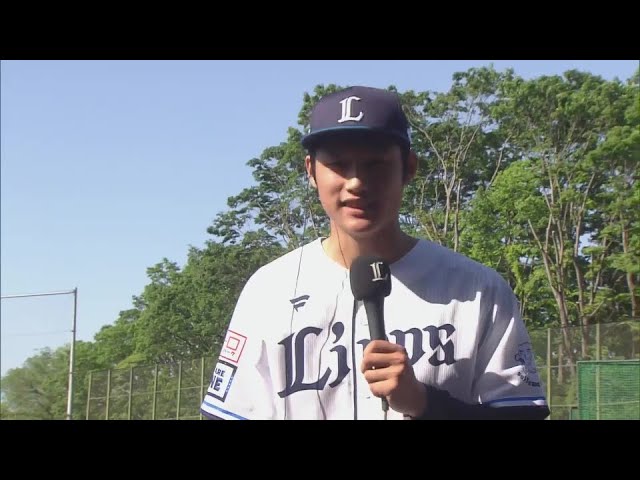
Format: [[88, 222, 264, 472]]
[[301, 86, 411, 150]]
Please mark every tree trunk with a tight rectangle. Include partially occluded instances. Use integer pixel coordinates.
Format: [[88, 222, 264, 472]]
[[622, 223, 639, 318]]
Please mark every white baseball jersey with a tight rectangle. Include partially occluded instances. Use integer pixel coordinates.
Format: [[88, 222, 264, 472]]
[[200, 238, 547, 420]]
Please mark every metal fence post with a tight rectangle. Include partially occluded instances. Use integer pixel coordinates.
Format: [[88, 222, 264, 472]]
[[152, 364, 158, 420], [86, 371, 93, 420], [176, 361, 182, 420], [66, 287, 78, 420], [596, 323, 601, 420], [547, 327, 552, 418], [200, 357, 205, 420], [105, 369, 111, 420], [128, 367, 133, 420]]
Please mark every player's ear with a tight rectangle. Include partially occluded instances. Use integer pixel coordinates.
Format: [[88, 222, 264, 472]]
[[403, 149, 418, 185], [305, 155, 317, 189]]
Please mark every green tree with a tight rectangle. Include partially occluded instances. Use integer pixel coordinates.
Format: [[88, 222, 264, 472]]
[[461, 160, 555, 328], [131, 238, 284, 364], [492, 70, 633, 366], [586, 77, 640, 320], [0, 340, 106, 419], [399, 66, 517, 250]]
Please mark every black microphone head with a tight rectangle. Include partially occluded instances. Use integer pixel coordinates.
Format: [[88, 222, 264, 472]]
[[349, 255, 392, 300]]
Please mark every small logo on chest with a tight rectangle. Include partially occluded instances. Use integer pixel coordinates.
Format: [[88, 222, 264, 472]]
[[290, 295, 310, 311]]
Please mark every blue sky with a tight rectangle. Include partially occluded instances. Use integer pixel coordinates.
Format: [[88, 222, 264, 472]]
[[1, 60, 638, 376]]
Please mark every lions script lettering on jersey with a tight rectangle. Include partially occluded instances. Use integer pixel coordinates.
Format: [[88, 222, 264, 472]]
[[201, 238, 548, 420]]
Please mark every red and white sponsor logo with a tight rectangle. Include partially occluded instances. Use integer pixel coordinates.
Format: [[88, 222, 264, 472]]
[[219, 330, 247, 364]]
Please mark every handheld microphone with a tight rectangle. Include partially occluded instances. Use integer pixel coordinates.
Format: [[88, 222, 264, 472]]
[[349, 255, 392, 416]]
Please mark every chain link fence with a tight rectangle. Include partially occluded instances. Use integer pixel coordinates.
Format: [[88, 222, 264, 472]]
[[85, 357, 218, 420], [85, 320, 640, 420], [528, 320, 639, 419]]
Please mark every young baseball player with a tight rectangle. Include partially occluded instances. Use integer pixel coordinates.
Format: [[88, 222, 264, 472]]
[[200, 86, 550, 420]]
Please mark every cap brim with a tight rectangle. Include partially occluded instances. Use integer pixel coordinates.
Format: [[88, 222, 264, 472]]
[[301, 126, 408, 150]]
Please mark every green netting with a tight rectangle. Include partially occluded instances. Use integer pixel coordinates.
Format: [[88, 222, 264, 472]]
[[577, 360, 640, 420]]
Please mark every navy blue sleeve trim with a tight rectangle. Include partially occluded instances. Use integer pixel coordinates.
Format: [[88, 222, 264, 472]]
[[200, 408, 224, 420], [408, 384, 551, 420]]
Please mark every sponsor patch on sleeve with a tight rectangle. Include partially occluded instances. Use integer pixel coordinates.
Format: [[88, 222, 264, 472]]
[[220, 330, 247, 364], [209, 360, 237, 402], [514, 342, 541, 387]]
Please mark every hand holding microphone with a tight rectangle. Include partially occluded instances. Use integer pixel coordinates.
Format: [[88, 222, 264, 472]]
[[350, 255, 427, 419]]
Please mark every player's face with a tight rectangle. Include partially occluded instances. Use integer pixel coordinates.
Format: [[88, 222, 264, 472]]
[[306, 137, 412, 240]]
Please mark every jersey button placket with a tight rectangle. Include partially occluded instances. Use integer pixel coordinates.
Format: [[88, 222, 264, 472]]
[[355, 307, 372, 400]]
